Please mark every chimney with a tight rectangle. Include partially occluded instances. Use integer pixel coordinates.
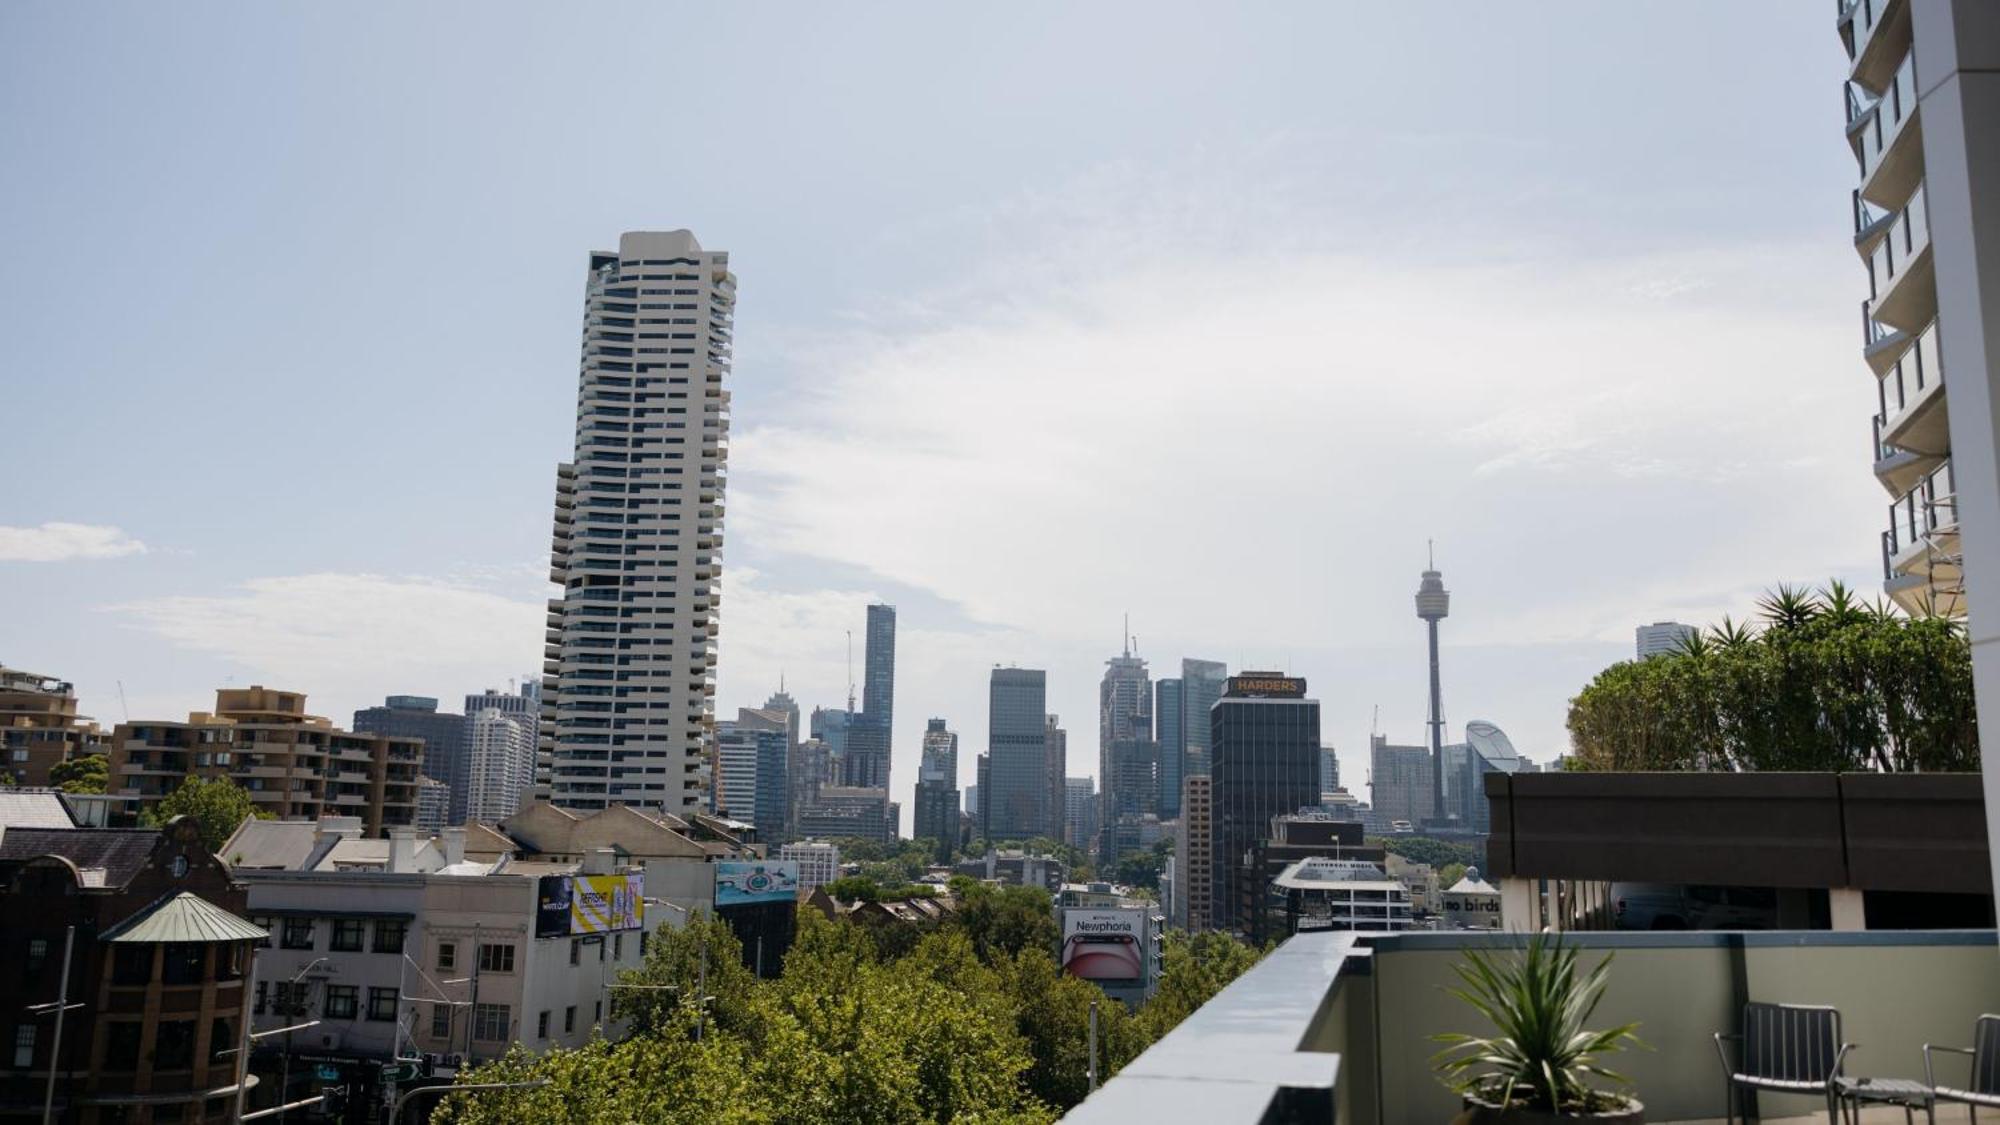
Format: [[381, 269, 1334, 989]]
[[387, 826, 417, 874], [442, 827, 466, 867], [582, 847, 615, 875]]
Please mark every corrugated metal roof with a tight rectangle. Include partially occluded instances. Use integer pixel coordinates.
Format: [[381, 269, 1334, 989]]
[[102, 891, 269, 944]]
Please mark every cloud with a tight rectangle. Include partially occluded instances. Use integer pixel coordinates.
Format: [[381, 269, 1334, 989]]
[[0, 522, 147, 562], [104, 573, 544, 721]]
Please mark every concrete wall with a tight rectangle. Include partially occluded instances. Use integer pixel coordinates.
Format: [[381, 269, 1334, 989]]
[[1333, 930, 1998, 1123]]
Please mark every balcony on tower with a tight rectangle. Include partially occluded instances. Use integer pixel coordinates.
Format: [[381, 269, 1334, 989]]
[[1837, 0, 1910, 90], [1857, 181, 1934, 335], [1869, 318, 1946, 494], [1882, 457, 1962, 615], [1845, 50, 1921, 205]]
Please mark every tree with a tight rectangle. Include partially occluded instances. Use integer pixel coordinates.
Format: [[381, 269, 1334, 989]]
[[1567, 582, 1977, 773], [49, 753, 107, 794], [611, 917, 758, 1039], [141, 774, 268, 851], [1369, 835, 1477, 871], [1137, 931, 1265, 1040], [950, 882, 1059, 965]]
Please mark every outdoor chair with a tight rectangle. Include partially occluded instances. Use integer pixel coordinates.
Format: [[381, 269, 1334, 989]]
[[1712, 1001, 1855, 1125], [1926, 1014, 2000, 1118]]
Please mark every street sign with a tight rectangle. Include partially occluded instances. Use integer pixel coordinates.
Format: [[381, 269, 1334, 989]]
[[379, 1062, 420, 1082], [314, 1064, 341, 1082]]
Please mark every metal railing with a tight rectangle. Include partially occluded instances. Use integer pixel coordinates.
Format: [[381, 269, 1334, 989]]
[[1884, 457, 1957, 570], [1848, 52, 1918, 183], [1873, 319, 1943, 442], [1867, 180, 1930, 304]]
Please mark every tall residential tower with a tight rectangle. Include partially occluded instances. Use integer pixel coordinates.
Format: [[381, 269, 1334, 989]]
[[543, 230, 734, 814]]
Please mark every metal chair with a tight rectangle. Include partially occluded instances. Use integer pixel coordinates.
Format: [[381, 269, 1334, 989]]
[[1712, 1001, 1855, 1125], [1926, 1014, 2000, 1119]]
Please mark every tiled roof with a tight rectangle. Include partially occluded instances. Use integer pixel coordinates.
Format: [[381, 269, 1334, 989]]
[[0, 827, 160, 888], [102, 891, 267, 944]]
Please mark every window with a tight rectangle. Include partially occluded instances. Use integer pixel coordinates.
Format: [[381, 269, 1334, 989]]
[[537, 1011, 550, 1039], [329, 919, 365, 953], [272, 981, 309, 1017], [13, 1025, 34, 1068], [564, 1006, 576, 1033], [105, 1023, 142, 1070], [430, 1003, 451, 1040], [477, 943, 515, 973], [569, 940, 580, 967], [613, 934, 623, 960], [471, 1003, 509, 1041], [323, 985, 359, 1020], [162, 944, 205, 985], [367, 987, 398, 1022], [593, 1001, 602, 1025], [437, 942, 456, 971], [372, 919, 407, 953], [210, 1018, 234, 1062], [254, 981, 268, 1016], [111, 945, 152, 986], [281, 918, 315, 950], [154, 1020, 195, 1070], [25, 939, 46, 974]]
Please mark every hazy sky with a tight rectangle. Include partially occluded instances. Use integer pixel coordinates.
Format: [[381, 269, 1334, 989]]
[[1, 4, 1878, 828]]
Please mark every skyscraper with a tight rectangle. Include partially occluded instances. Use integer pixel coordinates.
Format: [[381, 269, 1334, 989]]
[[1099, 642, 1154, 863], [545, 230, 733, 815], [465, 707, 537, 823], [1177, 775, 1213, 932], [1415, 556, 1451, 822], [1063, 777, 1098, 854], [920, 717, 958, 784], [1635, 621, 1698, 660], [843, 605, 897, 790], [1180, 659, 1227, 777], [1209, 673, 1320, 934], [715, 720, 789, 837], [1318, 746, 1341, 798], [763, 682, 801, 754], [913, 719, 960, 860], [1155, 677, 1184, 818], [987, 668, 1049, 840], [1045, 716, 1068, 845], [1368, 734, 1434, 829], [354, 695, 469, 825]]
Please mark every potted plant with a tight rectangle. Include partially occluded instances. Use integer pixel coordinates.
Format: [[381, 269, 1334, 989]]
[[1431, 930, 1644, 1123]]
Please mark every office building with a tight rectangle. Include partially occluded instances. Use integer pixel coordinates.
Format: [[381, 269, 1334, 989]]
[[354, 694, 470, 826], [465, 707, 538, 825], [779, 841, 841, 893], [714, 721, 787, 839], [913, 718, 961, 859], [762, 682, 801, 752], [796, 786, 896, 843], [0, 665, 101, 788], [1439, 720, 1523, 834], [986, 668, 1050, 840], [1176, 775, 1213, 932], [1368, 735, 1434, 831], [1242, 814, 1388, 943], [809, 706, 852, 758], [1318, 746, 1340, 799], [544, 230, 734, 815], [1271, 857, 1415, 937], [920, 717, 958, 784], [1099, 645, 1154, 864], [1064, 776, 1099, 854], [1180, 659, 1226, 778], [1155, 677, 1184, 818], [465, 681, 541, 723], [415, 775, 451, 832], [1208, 674, 1320, 934], [1634, 621, 1698, 660], [111, 687, 420, 835], [840, 604, 897, 790], [1045, 715, 1067, 844]]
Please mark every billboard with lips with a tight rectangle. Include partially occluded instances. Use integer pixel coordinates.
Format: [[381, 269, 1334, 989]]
[[1060, 909, 1145, 981]]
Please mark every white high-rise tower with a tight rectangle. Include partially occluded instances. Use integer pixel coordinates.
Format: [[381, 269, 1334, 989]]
[[541, 230, 734, 814]]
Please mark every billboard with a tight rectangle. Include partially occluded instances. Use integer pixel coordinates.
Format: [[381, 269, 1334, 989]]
[[715, 861, 801, 907], [535, 873, 644, 938], [1060, 909, 1145, 982]]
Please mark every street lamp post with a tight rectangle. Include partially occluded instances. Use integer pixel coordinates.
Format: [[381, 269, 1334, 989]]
[[27, 927, 80, 1125]]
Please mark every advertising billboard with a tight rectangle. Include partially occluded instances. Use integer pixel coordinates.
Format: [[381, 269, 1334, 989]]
[[715, 861, 801, 907], [534, 872, 644, 938], [1060, 909, 1144, 982]]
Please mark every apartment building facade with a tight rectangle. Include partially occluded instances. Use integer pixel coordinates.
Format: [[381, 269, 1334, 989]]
[[110, 687, 420, 835], [543, 230, 734, 815], [0, 664, 100, 788]]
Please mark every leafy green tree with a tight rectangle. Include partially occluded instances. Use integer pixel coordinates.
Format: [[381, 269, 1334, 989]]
[[1368, 835, 1478, 871], [1439, 862, 1468, 888], [141, 774, 268, 851], [611, 917, 759, 1039], [1567, 582, 1976, 773], [1137, 931, 1265, 1040], [997, 944, 1148, 1107], [950, 882, 1059, 964], [0, 769, 14, 787], [48, 753, 107, 794], [824, 876, 937, 903]]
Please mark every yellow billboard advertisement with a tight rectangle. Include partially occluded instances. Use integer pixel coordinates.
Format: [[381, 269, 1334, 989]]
[[569, 873, 644, 934]]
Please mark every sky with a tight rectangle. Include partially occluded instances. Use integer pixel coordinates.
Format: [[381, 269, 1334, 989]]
[[0, 4, 1881, 831]]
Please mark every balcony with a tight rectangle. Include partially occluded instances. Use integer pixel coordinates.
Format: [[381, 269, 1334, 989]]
[[1883, 459, 1960, 608], [1871, 319, 1946, 493], [1065, 929, 2000, 1124], [1846, 52, 1921, 205], [1837, 0, 1908, 90], [1861, 182, 1934, 334]]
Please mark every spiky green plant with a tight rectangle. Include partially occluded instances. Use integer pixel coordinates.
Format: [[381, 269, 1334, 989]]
[[1430, 931, 1642, 1112]]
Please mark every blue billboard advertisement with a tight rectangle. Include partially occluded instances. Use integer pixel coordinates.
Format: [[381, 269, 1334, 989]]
[[715, 861, 801, 906]]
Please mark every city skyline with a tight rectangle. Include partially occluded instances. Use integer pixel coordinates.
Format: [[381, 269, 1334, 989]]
[[0, 4, 1883, 829]]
